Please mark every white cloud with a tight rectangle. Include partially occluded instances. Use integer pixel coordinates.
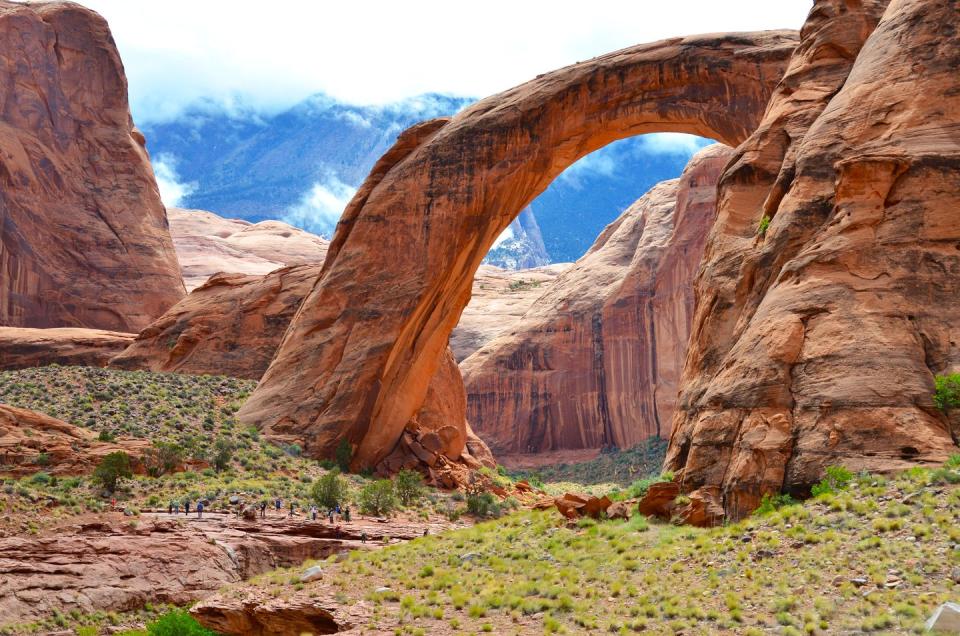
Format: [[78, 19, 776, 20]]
[[152, 153, 196, 207], [77, 0, 812, 123], [282, 173, 358, 237], [638, 133, 713, 156]]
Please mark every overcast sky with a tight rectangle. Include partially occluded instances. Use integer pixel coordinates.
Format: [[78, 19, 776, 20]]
[[78, 0, 812, 124]]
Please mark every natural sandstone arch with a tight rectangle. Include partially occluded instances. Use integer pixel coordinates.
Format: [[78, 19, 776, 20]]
[[238, 30, 799, 471]]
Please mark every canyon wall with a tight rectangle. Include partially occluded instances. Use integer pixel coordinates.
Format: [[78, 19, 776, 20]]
[[665, 0, 960, 518], [464, 145, 732, 455], [237, 32, 798, 472], [0, 1, 184, 331]]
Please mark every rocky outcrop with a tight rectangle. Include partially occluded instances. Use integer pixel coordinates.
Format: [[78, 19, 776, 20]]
[[0, 1, 184, 331], [0, 404, 149, 477], [110, 265, 320, 380], [168, 208, 329, 291], [483, 207, 551, 270], [463, 145, 732, 455], [238, 32, 798, 472], [0, 512, 459, 627], [451, 263, 568, 361], [665, 0, 960, 518], [0, 327, 135, 371]]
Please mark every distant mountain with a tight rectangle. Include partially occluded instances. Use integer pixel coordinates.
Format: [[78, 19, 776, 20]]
[[141, 93, 709, 265]]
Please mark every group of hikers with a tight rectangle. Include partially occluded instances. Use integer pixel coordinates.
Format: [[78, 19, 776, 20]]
[[165, 496, 350, 523]]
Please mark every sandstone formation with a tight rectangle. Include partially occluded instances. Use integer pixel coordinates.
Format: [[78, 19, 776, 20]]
[[0, 1, 184, 332], [1, 511, 458, 627], [451, 263, 568, 361], [110, 265, 321, 380], [168, 208, 329, 291], [0, 327, 135, 371], [665, 0, 960, 518], [0, 404, 149, 477], [238, 32, 798, 473], [463, 145, 732, 455]]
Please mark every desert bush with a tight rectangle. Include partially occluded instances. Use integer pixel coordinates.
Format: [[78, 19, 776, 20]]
[[212, 437, 233, 472], [312, 468, 349, 509], [93, 451, 132, 493], [934, 373, 960, 412], [466, 492, 502, 518], [811, 465, 854, 497], [754, 493, 797, 516], [98, 429, 116, 442], [146, 609, 215, 636], [144, 441, 182, 477], [394, 469, 426, 506], [757, 214, 771, 237], [359, 479, 397, 516]]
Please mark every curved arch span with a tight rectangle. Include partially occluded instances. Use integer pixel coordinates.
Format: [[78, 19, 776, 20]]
[[238, 30, 799, 470]]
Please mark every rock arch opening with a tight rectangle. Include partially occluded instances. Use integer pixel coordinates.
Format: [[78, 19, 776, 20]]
[[237, 30, 800, 476], [460, 137, 733, 465]]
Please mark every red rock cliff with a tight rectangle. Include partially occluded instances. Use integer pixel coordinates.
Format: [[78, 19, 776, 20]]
[[237, 32, 797, 472], [463, 145, 732, 455], [665, 0, 960, 519], [0, 1, 184, 331]]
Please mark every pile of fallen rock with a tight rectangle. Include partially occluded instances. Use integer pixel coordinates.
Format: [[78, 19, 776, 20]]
[[531, 480, 725, 528]]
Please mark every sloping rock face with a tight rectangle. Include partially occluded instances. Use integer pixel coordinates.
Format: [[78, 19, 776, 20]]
[[665, 0, 960, 519], [451, 263, 568, 361], [0, 327, 134, 371], [463, 145, 732, 455], [0, 1, 184, 331], [238, 32, 798, 472], [168, 208, 329, 291], [110, 265, 320, 380], [0, 404, 149, 477]]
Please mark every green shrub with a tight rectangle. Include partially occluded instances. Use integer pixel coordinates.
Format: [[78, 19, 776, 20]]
[[35, 452, 50, 466], [757, 214, 771, 237], [212, 437, 233, 472], [466, 492, 502, 518], [93, 451, 133, 493], [934, 373, 960, 412], [29, 471, 51, 485], [359, 479, 397, 516], [394, 469, 425, 506], [335, 438, 353, 473], [145, 441, 182, 477], [312, 468, 349, 509], [753, 493, 797, 516], [811, 465, 854, 497], [146, 609, 215, 636], [98, 429, 116, 442]]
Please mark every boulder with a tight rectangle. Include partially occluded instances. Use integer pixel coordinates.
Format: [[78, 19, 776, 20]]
[[0, 1, 184, 331], [637, 482, 680, 519], [673, 487, 726, 527], [299, 565, 323, 583]]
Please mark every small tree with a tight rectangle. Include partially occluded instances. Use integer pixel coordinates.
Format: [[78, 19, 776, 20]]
[[394, 469, 425, 506], [145, 441, 182, 477], [93, 451, 132, 493], [359, 479, 397, 516], [934, 373, 960, 412], [335, 438, 353, 473], [312, 468, 349, 509], [212, 438, 233, 472]]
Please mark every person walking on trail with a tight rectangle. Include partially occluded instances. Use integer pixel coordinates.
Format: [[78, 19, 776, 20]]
[[289, 501, 296, 517], [174, 501, 180, 515], [197, 501, 204, 519], [328, 509, 334, 524], [275, 498, 282, 514], [168, 501, 173, 515], [184, 499, 190, 515], [335, 503, 341, 516], [360, 531, 367, 544], [260, 501, 267, 518], [344, 506, 351, 523], [311, 505, 318, 521]]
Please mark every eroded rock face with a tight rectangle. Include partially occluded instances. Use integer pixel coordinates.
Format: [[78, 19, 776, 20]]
[[239, 32, 798, 471], [451, 264, 568, 361], [463, 145, 732, 455], [110, 265, 321, 380], [665, 0, 960, 518], [0, 404, 149, 477], [168, 208, 329, 291], [0, 327, 135, 371], [0, 1, 184, 331]]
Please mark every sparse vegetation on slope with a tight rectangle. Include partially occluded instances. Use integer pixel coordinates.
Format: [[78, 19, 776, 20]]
[[509, 438, 668, 487], [225, 461, 960, 635]]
